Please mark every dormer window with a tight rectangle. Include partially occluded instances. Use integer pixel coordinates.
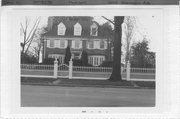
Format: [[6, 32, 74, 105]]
[[90, 23, 98, 36], [74, 22, 82, 36], [57, 22, 66, 35]]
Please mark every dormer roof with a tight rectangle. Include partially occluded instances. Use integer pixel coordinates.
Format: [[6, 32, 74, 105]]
[[44, 17, 107, 39]]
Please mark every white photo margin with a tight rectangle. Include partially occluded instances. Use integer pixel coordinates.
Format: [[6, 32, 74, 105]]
[[0, 5, 180, 118]]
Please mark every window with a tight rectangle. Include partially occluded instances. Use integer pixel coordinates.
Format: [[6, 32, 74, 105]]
[[100, 41, 105, 49], [74, 22, 82, 36], [87, 40, 107, 49], [91, 28, 97, 36], [72, 40, 82, 49], [90, 23, 98, 36], [60, 40, 65, 48], [50, 40, 54, 48], [48, 54, 65, 64], [88, 40, 94, 49], [72, 52, 81, 59], [88, 56, 105, 66], [57, 22, 66, 35]]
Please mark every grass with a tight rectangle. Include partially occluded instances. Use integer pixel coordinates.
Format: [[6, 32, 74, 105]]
[[21, 77, 155, 88]]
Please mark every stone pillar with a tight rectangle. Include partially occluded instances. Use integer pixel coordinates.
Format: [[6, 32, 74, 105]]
[[126, 61, 131, 81], [53, 58, 58, 79], [69, 58, 73, 79]]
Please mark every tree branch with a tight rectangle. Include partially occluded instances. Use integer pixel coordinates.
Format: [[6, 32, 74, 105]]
[[102, 16, 115, 25]]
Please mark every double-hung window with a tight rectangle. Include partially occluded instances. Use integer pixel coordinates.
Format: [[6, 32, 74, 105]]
[[88, 40, 94, 49], [50, 40, 54, 48], [72, 40, 82, 49], [60, 40, 65, 48]]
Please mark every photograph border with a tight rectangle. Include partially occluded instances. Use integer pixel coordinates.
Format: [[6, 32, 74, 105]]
[[1, 5, 180, 118]]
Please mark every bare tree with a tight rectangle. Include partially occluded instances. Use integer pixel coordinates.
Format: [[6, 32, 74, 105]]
[[20, 17, 41, 55], [123, 16, 136, 65], [29, 27, 47, 62]]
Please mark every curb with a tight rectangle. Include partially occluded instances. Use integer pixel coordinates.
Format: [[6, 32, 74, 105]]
[[21, 82, 155, 89]]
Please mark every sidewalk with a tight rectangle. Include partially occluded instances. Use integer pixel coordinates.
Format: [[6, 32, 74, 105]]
[[21, 77, 155, 89]]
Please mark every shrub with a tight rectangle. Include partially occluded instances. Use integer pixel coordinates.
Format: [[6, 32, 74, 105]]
[[99, 61, 113, 67], [64, 46, 71, 65], [21, 53, 38, 64], [72, 59, 83, 66], [81, 50, 88, 66], [43, 58, 55, 65]]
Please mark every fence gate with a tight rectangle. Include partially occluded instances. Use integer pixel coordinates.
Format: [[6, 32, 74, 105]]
[[58, 64, 69, 78]]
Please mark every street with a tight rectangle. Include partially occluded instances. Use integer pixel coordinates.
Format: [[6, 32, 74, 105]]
[[21, 85, 155, 107]]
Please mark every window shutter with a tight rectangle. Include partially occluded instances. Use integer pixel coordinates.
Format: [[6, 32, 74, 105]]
[[79, 40, 82, 48], [94, 40, 100, 49], [47, 40, 50, 48], [71, 40, 75, 48], [65, 40, 68, 48], [104, 41, 107, 49]]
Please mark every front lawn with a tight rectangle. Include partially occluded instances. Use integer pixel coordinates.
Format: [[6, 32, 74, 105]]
[[21, 77, 155, 88]]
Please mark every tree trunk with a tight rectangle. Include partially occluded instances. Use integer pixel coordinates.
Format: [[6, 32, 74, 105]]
[[109, 16, 124, 81]]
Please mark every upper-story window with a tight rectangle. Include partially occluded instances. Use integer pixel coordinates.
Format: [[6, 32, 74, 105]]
[[72, 39, 82, 49], [50, 40, 55, 48], [47, 39, 67, 49], [60, 40, 66, 48], [100, 41, 107, 49], [87, 40, 107, 49], [88, 40, 94, 49], [74, 22, 82, 36], [57, 22, 66, 35], [90, 23, 98, 36]]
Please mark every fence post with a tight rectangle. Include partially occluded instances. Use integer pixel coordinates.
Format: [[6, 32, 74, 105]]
[[69, 58, 73, 79], [53, 58, 58, 79], [126, 61, 131, 81]]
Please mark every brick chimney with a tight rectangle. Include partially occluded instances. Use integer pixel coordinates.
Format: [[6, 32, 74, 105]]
[[47, 16, 54, 31]]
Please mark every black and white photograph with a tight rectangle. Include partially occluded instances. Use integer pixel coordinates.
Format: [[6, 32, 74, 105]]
[[20, 15, 157, 107], [1, 5, 179, 118]]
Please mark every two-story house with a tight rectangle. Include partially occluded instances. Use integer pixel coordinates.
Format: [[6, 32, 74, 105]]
[[42, 17, 111, 66]]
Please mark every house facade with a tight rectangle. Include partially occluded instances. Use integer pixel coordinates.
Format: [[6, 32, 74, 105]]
[[42, 17, 111, 66]]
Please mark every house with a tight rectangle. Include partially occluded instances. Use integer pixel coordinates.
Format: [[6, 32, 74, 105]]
[[42, 17, 112, 66]]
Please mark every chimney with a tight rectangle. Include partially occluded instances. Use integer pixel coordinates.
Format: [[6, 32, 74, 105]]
[[47, 16, 54, 31]]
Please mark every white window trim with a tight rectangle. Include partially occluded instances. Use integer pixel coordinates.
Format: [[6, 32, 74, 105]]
[[47, 39, 67, 49], [87, 40, 107, 50], [99, 40, 107, 50], [47, 40, 55, 48], [74, 22, 82, 36], [87, 40, 94, 49], [59, 39, 68, 49], [88, 56, 105, 66], [90, 23, 98, 36], [71, 40, 82, 49], [48, 54, 65, 63], [57, 22, 66, 36]]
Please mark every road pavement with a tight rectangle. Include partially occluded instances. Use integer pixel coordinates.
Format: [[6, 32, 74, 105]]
[[21, 85, 155, 107]]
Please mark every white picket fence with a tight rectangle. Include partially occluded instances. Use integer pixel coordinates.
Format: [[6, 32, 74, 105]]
[[21, 61, 155, 81], [21, 64, 54, 70], [130, 68, 155, 74], [73, 66, 113, 72]]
